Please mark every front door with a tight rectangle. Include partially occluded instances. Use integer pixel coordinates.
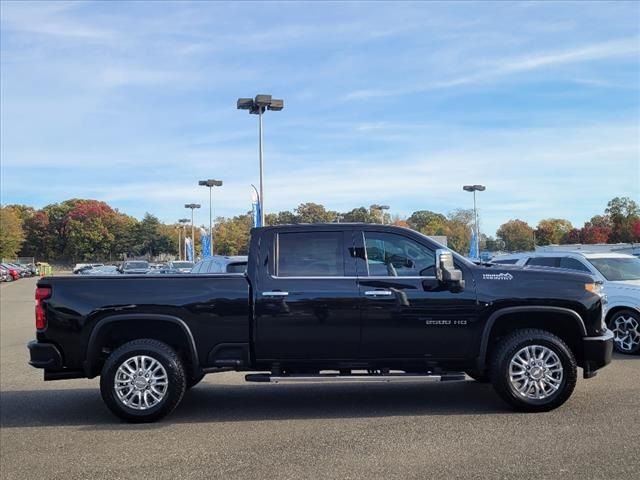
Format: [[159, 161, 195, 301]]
[[254, 228, 361, 361], [357, 230, 478, 360]]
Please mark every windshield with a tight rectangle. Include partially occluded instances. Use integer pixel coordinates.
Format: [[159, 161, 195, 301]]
[[125, 262, 149, 269], [588, 257, 640, 281], [172, 262, 194, 269]]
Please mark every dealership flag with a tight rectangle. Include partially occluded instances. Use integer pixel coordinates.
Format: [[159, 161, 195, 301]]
[[251, 188, 261, 228], [468, 229, 479, 259], [185, 237, 193, 262], [200, 227, 211, 259]]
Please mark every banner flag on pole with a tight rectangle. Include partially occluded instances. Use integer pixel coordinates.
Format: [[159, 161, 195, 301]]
[[251, 188, 261, 228], [468, 229, 479, 259], [185, 237, 193, 262], [200, 227, 211, 259]]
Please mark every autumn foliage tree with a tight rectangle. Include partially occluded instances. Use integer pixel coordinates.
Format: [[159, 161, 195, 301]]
[[0, 206, 25, 259], [497, 219, 535, 252]]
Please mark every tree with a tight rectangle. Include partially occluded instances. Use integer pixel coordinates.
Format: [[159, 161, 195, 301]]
[[497, 219, 534, 252], [535, 218, 573, 245], [606, 197, 640, 242], [133, 213, 176, 258], [407, 210, 448, 235], [213, 214, 253, 255], [294, 203, 337, 224], [342, 207, 377, 223], [580, 215, 612, 244], [0, 206, 25, 259], [565, 229, 582, 244], [444, 209, 475, 254]]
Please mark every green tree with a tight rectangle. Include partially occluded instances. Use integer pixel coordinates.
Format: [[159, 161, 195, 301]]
[[342, 207, 377, 223], [535, 218, 574, 245], [294, 203, 337, 223], [444, 209, 474, 254], [0, 206, 25, 259], [606, 197, 640, 242], [407, 210, 448, 235], [213, 214, 253, 255], [497, 219, 535, 252]]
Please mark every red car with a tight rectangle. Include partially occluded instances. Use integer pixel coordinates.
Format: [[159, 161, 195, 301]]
[[0, 264, 19, 281]]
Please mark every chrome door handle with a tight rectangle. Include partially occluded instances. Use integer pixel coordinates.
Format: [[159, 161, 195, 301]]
[[262, 291, 289, 297], [364, 290, 393, 297]]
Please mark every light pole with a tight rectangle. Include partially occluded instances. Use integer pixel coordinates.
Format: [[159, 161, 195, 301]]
[[463, 185, 486, 255], [370, 204, 390, 224], [237, 94, 284, 227], [178, 218, 189, 260], [184, 204, 200, 260], [198, 179, 223, 256]]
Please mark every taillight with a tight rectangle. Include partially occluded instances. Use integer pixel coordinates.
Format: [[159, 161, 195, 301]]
[[35, 286, 52, 330]]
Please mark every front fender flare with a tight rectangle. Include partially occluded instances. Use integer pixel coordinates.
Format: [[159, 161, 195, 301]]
[[476, 306, 586, 371]]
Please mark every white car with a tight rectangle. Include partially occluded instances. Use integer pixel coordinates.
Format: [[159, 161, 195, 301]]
[[492, 251, 640, 355]]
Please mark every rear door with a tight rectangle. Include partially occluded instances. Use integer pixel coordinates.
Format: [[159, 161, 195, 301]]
[[253, 228, 360, 360]]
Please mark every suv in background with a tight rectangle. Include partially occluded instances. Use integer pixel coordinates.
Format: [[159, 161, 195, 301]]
[[191, 255, 248, 274], [164, 261, 195, 273], [118, 260, 150, 274], [493, 251, 640, 355]]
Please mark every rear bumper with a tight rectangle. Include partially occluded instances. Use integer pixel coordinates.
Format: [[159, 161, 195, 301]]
[[27, 340, 63, 369], [582, 330, 614, 379]]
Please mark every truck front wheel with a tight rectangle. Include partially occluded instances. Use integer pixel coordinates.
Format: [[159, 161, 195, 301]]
[[100, 339, 187, 423], [490, 329, 577, 412]]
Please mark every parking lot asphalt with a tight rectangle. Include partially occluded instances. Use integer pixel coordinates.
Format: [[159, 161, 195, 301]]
[[1, 277, 639, 480]]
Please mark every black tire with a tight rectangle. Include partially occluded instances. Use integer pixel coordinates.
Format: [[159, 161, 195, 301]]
[[490, 329, 577, 412], [465, 370, 490, 383], [186, 372, 205, 389], [100, 339, 187, 423], [607, 309, 640, 355]]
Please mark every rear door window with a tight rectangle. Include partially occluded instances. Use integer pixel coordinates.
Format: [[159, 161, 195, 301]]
[[277, 232, 345, 277], [559, 257, 591, 272]]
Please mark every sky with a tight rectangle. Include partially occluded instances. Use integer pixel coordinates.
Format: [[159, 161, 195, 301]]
[[1, 0, 639, 236]]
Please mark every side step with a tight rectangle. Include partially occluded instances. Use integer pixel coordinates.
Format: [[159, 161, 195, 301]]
[[245, 372, 466, 384]]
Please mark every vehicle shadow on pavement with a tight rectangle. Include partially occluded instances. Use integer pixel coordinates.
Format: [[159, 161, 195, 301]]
[[0, 381, 510, 429]]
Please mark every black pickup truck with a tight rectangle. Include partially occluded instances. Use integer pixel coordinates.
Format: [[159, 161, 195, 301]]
[[28, 224, 613, 422]]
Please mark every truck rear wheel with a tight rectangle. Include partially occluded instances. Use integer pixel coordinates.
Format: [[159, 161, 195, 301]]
[[490, 329, 577, 412], [100, 339, 187, 423]]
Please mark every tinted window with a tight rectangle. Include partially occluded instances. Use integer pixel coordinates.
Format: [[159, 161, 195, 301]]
[[559, 257, 591, 272], [527, 257, 559, 267], [588, 257, 640, 281], [364, 232, 435, 277], [227, 262, 247, 273], [125, 262, 149, 269], [492, 259, 519, 265], [277, 232, 344, 277]]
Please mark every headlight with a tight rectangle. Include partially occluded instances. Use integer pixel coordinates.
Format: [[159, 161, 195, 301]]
[[585, 283, 603, 296]]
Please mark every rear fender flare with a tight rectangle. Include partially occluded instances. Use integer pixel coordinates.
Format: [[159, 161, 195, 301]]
[[84, 313, 200, 378]]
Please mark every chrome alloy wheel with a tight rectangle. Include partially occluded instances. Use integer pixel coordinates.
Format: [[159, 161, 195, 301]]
[[508, 345, 563, 400], [611, 314, 640, 352], [114, 355, 168, 410]]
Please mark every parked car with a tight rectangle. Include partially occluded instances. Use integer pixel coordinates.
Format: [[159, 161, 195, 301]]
[[85, 266, 121, 275], [0, 266, 8, 282], [492, 251, 640, 354], [73, 263, 104, 274], [164, 261, 195, 273], [191, 256, 247, 274], [1, 263, 20, 281], [146, 267, 185, 275], [28, 224, 612, 423], [118, 261, 150, 274]]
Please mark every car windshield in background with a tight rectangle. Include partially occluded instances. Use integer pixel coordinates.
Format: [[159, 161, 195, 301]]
[[588, 257, 640, 281], [125, 262, 149, 269], [172, 262, 194, 269]]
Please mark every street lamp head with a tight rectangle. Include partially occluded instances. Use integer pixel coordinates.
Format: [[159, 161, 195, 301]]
[[267, 99, 284, 111], [254, 94, 272, 107], [463, 185, 486, 192], [237, 98, 254, 110], [370, 204, 390, 211], [184, 203, 201, 209], [178, 218, 189, 224], [199, 179, 223, 187]]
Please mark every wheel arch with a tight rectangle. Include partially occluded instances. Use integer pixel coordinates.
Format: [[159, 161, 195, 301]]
[[476, 306, 586, 371], [85, 314, 200, 378]]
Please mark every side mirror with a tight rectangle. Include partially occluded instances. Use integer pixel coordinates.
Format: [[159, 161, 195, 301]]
[[435, 249, 464, 291]]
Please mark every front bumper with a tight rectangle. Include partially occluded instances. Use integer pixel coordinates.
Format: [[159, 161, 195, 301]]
[[582, 330, 614, 379], [27, 340, 62, 369]]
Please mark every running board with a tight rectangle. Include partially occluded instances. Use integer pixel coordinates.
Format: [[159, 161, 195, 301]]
[[245, 373, 466, 384]]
